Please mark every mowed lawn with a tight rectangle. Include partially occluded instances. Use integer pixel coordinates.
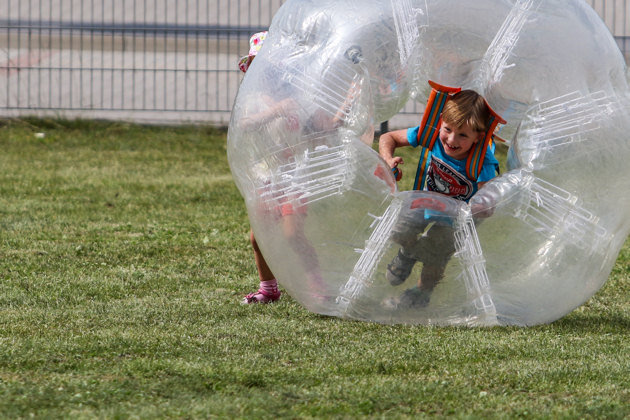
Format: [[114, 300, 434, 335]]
[[0, 119, 628, 419]]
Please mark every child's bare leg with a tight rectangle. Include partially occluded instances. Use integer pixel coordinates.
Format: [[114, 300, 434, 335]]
[[242, 230, 281, 304], [251, 230, 274, 282], [282, 214, 320, 274], [282, 213, 325, 296]]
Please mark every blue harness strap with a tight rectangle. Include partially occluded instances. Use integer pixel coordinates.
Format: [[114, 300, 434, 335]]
[[412, 146, 432, 190], [412, 80, 506, 190]]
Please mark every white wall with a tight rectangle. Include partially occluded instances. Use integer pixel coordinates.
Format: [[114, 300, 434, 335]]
[[0, 0, 627, 126]]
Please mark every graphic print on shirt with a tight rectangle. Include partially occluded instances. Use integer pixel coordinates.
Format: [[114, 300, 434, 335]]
[[426, 155, 474, 201]]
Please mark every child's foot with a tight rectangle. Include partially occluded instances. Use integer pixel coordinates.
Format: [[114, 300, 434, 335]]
[[386, 249, 416, 286], [241, 288, 281, 304], [383, 287, 432, 310], [399, 287, 431, 309], [241, 279, 281, 304], [307, 272, 330, 301]]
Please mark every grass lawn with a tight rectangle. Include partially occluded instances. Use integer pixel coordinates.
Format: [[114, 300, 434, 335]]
[[0, 118, 628, 418]]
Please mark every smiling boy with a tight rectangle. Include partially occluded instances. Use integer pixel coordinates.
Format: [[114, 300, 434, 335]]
[[379, 89, 498, 201], [378, 88, 500, 308]]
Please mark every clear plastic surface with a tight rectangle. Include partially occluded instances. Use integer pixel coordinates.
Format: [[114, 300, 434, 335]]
[[227, 0, 630, 326]]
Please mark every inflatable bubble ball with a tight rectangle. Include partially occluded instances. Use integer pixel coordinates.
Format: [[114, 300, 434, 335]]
[[227, 0, 630, 326]]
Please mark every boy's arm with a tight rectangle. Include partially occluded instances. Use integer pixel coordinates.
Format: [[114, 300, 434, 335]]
[[378, 129, 409, 169]]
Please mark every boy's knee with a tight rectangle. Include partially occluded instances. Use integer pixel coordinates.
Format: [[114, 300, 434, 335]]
[[390, 230, 419, 249]]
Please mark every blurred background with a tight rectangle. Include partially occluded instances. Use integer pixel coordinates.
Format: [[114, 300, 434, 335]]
[[0, 0, 628, 128]]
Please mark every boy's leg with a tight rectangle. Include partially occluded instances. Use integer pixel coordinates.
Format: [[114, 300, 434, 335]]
[[398, 261, 448, 308], [418, 264, 446, 292], [386, 219, 428, 286], [416, 223, 455, 290], [386, 248, 417, 286], [398, 223, 455, 308], [242, 230, 282, 304]]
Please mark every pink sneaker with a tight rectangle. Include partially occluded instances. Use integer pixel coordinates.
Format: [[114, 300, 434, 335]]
[[241, 288, 281, 304]]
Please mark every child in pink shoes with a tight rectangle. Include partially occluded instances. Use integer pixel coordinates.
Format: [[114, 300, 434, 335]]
[[237, 31, 324, 304], [237, 31, 282, 305], [242, 231, 282, 304]]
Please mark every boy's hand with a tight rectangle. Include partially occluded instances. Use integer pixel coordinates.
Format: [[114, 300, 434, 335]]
[[378, 129, 409, 170], [385, 157, 403, 180], [385, 156, 403, 169]]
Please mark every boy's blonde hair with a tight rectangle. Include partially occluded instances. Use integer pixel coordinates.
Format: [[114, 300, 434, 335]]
[[441, 90, 490, 133]]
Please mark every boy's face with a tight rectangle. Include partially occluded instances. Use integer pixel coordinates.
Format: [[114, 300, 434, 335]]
[[439, 121, 484, 160]]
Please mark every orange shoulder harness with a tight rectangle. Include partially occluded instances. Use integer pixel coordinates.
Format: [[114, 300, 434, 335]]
[[411, 80, 506, 190]]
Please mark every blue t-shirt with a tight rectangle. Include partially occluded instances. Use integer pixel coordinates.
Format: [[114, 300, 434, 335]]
[[407, 126, 499, 202]]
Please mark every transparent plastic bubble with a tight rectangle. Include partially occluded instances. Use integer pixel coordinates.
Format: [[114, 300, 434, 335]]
[[227, 0, 630, 326]]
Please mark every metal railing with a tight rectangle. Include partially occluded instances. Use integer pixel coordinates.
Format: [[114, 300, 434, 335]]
[[0, 0, 627, 126], [0, 0, 282, 124]]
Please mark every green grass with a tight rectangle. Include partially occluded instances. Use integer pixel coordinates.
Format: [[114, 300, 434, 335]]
[[0, 118, 628, 419]]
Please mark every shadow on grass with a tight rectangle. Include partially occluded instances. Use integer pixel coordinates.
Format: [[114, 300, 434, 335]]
[[550, 311, 630, 334]]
